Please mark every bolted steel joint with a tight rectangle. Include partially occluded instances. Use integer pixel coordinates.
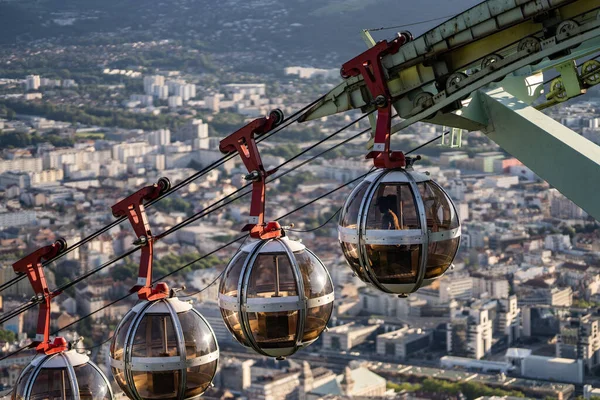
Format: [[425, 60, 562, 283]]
[[244, 170, 261, 182], [374, 95, 387, 108], [133, 235, 148, 246]]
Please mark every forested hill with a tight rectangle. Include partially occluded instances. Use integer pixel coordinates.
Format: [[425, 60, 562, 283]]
[[0, 0, 481, 66]]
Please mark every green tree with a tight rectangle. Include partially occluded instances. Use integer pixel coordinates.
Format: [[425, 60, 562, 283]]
[[0, 329, 16, 343]]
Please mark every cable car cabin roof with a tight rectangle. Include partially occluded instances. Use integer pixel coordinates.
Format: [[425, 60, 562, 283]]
[[30, 349, 89, 368], [131, 297, 192, 314], [363, 169, 432, 184], [241, 236, 306, 253]]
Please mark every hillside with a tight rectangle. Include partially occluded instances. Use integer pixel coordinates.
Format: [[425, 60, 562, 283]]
[[0, 0, 482, 67]]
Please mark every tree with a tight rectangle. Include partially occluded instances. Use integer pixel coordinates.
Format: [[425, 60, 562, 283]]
[[0, 329, 16, 343]]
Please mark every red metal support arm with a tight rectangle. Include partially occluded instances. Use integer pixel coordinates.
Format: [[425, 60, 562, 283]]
[[219, 109, 284, 239], [112, 177, 170, 301], [341, 33, 411, 169], [13, 240, 68, 354]]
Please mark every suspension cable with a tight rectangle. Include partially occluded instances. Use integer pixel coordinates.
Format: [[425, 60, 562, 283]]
[[0, 133, 445, 361], [0, 97, 324, 294], [180, 235, 250, 298], [365, 14, 456, 32], [156, 112, 375, 239], [0, 111, 372, 321], [286, 208, 342, 233]]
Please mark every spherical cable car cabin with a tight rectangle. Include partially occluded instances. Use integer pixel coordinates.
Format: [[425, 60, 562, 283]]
[[111, 296, 219, 400], [108, 178, 219, 400], [336, 36, 461, 296], [217, 110, 334, 359], [13, 349, 112, 400], [219, 236, 334, 358], [339, 167, 461, 295]]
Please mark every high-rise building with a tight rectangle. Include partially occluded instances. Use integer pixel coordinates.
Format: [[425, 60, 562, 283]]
[[153, 85, 169, 100], [148, 129, 171, 146], [549, 188, 586, 219], [168, 95, 183, 108], [175, 119, 209, 145], [497, 295, 521, 345], [447, 306, 493, 359], [557, 313, 600, 371], [143, 75, 165, 95], [166, 80, 196, 101], [204, 94, 221, 113], [25, 75, 40, 91]]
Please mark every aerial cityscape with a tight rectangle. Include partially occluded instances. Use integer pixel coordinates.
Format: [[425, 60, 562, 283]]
[[1, 0, 600, 399]]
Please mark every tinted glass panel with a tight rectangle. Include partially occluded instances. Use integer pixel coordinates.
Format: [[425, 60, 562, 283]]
[[425, 237, 460, 279], [220, 309, 250, 346], [75, 363, 111, 400], [296, 250, 333, 299], [30, 368, 73, 399], [178, 310, 217, 360], [220, 252, 247, 297], [418, 182, 459, 232], [12, 365, 33, 400], [340, 181, 370, 228], [186, 361, 218, 397], [133, 370, 180, 400], [341, 241, 369, 282], [303, 303, 334, 342], [132, 314, 179, 358], [112, 366, 133, 399], [366, 184, 420, 230], [365, 244, 421, 284], [111, 310, 136, 361], [247, 253, 297, 298], [247, 310, 298, 350]]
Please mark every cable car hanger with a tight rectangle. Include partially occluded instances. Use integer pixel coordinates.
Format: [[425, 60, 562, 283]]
[[111, 176, 171, 301], [219, 108, 285, 240], [12, 239, 68, 354], [340, 32, 412, 170]]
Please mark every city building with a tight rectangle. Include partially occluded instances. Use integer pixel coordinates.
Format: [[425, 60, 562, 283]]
[[376, 327, 431, 360], [321, 322, 380, 351], [472, 275, 510, 299], [245, 371, 300, 400], [25, 75, 40, 91], [307, 367, 387, 399], [506, 348, 584, 384], [549, 188, 587, 219], [448, 305, 493, 360], [496, 296, 521, 345], [175, 119, 209, 147], [556, 313, 600, 371], [130, 94, 154, 107], [440, 273, 473, 303], [473, 152, 506, 173], [143, 75, 165, 95], [168, 95, 183, 108], [148, 129, 171, 146], [153, 84, 169, 100], [284, 67, 339, 79]]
